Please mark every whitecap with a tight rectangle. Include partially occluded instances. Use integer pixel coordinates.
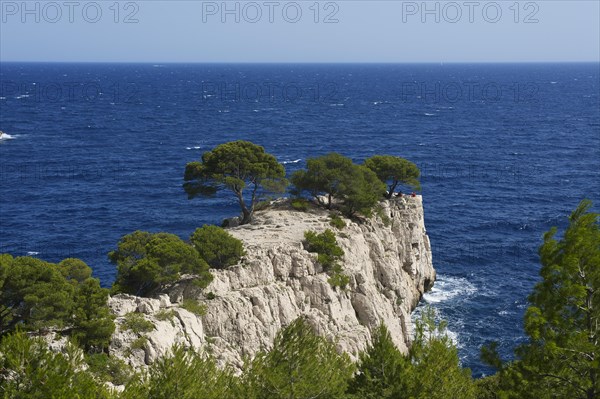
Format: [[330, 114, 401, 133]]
[[26, 251, 39, 256], [424, 113, 435, 116], [282, 159, 302, 165], [550, 81, 558, 84], [422, 275, 477, 304], [15, 94, 30, 99], [0, 132, 15, 141]]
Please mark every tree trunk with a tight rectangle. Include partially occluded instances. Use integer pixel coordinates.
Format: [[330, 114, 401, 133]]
[[236, 189, 253, 225]]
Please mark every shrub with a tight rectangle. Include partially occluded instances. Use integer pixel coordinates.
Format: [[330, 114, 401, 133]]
[[122, 313, 154, 334], [130, 336, 148, 351], [304, 229, 349, 289], [205, 292, 216, 300], [291, 198, 310, 211], [85, 353, 133, 386], [329, 214, 346, 229], [155, 309, 177, 322], [190, 225, 245, 269], [303, 229, 344, 272], [327, 265, 350, 289], [181, 299, 207, 316], [109, 231, 213, 296]]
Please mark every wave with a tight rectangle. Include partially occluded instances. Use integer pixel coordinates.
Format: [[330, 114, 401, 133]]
[[282, 159, 302, 165], [422, 275, 477, 304], [0, 132, 16, 141], [424, 113, 435, 116]]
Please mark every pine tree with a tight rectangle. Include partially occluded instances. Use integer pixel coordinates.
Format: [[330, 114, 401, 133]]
[[247, 317, 355, 399], [349, 323, 409, 399]]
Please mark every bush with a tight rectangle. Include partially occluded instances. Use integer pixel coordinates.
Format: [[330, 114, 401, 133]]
[[130, 336, 148, 351], [181, 299, 207, 316], [109, 231, 213, 296], [122, 313, 154, 334], [304, 229, 344, 272], [327, 264, 350, 289], [304, 229, 349, 289], [85, 353, 133, 386], [190, 225, 245, 269], [329, 214, 346, 229], [155, 309, 177, 322], [291, 198, 310, 211]]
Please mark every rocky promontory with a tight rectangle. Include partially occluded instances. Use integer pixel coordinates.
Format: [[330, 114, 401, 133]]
[[108, 196, 435, 369]]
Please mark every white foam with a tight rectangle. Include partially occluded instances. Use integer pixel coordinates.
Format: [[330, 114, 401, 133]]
[[282, 159, 301, 165], [424, 113, 435, 116], [0, 132, 15, 141], [26, 251, 39, 256], [422, 275, 477, 304]]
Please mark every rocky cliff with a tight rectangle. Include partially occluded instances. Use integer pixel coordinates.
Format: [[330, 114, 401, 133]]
[[108, 196, 435, 369]]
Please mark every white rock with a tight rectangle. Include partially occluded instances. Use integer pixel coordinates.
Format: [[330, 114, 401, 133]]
[[108, 197, 435, 369]]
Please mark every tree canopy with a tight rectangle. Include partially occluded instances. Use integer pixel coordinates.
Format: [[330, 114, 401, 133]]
[[0, 254, 114, 351], [247, 317, 355, 399], [364, 155, 421, 198], [184, 141, 288, 224], [190, 225, 245, 269], [291, 153, 386, 217], [109, 231, 213, 296], [482, 199, 600, 399]]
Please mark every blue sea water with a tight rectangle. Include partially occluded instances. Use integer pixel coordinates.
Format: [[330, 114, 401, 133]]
[[1, 63, 599, 376]]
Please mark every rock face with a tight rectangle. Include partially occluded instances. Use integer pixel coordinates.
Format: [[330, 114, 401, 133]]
[[108, 197, 435, 369]]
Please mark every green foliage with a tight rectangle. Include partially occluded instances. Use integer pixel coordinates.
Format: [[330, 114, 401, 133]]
[[0, 330, 113, 399], [130, 336, 149, 351], [121, 345, 241, 399], [364, 155, 421, 198], [85, 352, 133, 386], [122, 312, 155, 334], [493, 199, 600, 399], [304, 229, 349, 289], [328, 264, 351, 289], [0, 254, 114, 351], [290, 198, 310, 211], [408, 307, 476, 399], [184, 141, 288, 224], [190, 224, 245, 269], [109, 231, 213, 296], [329, 214, 347, 229], [348, 323, 409, 399], [247, 317, 355, 399], [303, 229, 344, 271], [155, 309, 177, 322], [291, 153, 386, 217], [205, 291, 216, 300], [181, 299, 207, 316]]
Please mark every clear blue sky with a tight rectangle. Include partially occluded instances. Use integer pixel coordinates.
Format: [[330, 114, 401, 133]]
[[1, 1, 598, 62]]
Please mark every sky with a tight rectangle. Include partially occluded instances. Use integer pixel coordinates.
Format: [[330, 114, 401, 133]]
[[0, 0, 599, 63]]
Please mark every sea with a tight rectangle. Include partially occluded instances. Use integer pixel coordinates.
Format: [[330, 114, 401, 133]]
[[1, 63, 599, 377]]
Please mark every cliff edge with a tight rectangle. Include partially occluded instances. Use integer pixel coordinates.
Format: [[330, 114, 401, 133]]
[[108, 196, 435, 369]]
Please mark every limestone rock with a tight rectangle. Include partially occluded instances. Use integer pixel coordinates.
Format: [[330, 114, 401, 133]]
[[108, 197, 435, 370]]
